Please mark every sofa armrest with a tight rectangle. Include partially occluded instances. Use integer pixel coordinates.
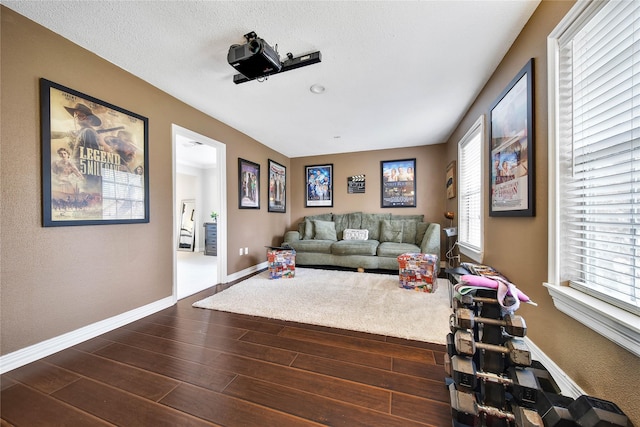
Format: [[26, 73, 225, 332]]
[[420, 223, 441, 264], [283, 230, 301, 244]]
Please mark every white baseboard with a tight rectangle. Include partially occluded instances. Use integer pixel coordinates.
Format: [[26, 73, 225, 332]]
[[0, 296, 174, 374], [225, 261, 268, 283], [525, 337, 584, 398]]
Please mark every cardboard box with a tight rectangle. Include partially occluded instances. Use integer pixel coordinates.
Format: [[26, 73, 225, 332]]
[[397, 253, 438, 292], [267, 248, 296, 279]]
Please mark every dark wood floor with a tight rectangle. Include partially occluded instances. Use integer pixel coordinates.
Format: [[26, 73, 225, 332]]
[[1, 284, 451, 426]]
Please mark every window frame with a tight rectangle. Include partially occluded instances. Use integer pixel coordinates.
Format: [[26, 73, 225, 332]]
[[546, 0, 640, 357], [457, 116, 485, 263]]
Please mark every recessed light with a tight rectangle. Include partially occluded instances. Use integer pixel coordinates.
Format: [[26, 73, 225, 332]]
[[310, 84, 325, 94]]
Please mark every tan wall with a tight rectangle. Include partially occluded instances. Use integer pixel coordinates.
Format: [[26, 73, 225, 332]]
[[3, 4, 638, 423], [0, 7, 289, 355], [289, 145, 447, 243], [444, 1, 639, 423]]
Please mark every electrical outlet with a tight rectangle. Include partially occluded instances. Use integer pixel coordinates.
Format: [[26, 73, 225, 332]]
[[239, 248, 243, 256], [244, 247, 249, 255]]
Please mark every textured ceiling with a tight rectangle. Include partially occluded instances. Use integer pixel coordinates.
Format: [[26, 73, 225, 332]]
[[4, 1, 540, 159]]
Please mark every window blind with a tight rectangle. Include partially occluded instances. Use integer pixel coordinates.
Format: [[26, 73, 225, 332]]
[[459, 128, 483, 254], [558, 0, 639, 314]]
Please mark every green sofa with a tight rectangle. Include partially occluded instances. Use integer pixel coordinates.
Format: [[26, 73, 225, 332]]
[[282, 212, 440, 271]]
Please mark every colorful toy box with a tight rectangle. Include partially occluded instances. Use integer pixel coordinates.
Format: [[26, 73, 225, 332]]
[[267, 247, 296, 279], [397, 253, 438, 292]]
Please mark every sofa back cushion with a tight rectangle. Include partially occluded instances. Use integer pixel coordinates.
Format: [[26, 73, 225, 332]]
[[391, 214, 424, 244], [332, 212, 362, 240], [361, 213, 391, 240], [380, 219, 404, 243]]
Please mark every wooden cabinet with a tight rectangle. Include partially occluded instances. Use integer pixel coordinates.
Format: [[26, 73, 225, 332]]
[[204, 222, 217, 256]]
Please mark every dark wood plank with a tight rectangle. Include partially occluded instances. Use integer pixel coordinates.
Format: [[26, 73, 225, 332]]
[[163, 305, 286, 335], [0, 375, 16, 392], [72, 336, 114, 353], [140, 313, 249, 340], [100, 328, 222, 366], [120, 320, 299, 365], [213, 353, 391, 412], [279, 326, 437, 363], [1, 384, 112, 426], [223, 375, 429, 427], [161, 382, 320, 427], [391, 392, 452, 426], [52, 378, 214, 427], [3, 360, 81, 394], [292, 353, 450, 403], [94, 342, 236, 392], [393, 357, 448, 381], [44, 348, 180, 401], [239, 330, 393, 370], [387, 335, 448, 352]]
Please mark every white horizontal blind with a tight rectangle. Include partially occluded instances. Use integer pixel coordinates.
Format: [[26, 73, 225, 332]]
[[558, 0, 640, 314], [459, 125, 483, 255]]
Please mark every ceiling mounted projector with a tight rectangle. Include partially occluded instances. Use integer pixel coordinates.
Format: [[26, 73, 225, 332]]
[[227, 31, 322, 84]]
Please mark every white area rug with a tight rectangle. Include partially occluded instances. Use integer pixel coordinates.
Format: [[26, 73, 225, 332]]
[[193, 267, 452, 344]]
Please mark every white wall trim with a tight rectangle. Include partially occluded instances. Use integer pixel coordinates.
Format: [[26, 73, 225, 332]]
[[0, 296, 174, 374], [525, 337, 584, 398], [543, 283, 640, 358], [226, 261, 268, 283]]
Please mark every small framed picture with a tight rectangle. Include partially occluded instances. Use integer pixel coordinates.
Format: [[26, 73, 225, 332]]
[[446, 161, 456, 199], [238, 158, 260, 209], [380, 158, 416, 208], [305, 164, 333, 207], [40, 78, 149, 226], [268, 159, 286, 213]]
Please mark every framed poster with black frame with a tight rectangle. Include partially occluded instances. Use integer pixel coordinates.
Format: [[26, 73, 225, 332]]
[[489, 58, 535, 217], [305, 164, 333, 207], [267, 159, 286, 213], [380, 158, 416, 208], [40, 78, 149, 227], [238, 158, 260, 209]]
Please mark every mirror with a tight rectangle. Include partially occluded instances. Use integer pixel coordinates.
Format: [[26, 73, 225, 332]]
[[178, 199, 196, 251]]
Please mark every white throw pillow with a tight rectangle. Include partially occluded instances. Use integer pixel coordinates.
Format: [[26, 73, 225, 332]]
[[343, 229, 369, 240]]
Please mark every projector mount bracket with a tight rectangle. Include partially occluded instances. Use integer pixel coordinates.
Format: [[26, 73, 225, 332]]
[[232, 31, 322, 84]]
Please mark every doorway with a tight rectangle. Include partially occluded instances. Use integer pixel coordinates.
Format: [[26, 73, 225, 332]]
[[172, 125, 227, 300]]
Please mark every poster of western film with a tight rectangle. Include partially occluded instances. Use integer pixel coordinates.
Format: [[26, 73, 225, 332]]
[[380, 158, 416, 207], [41, 79, 149, 226], [238, 158, 260, 209], [305, 164, 333, 207], [489, 59, 534, 216], [268, 159, 286, 213]]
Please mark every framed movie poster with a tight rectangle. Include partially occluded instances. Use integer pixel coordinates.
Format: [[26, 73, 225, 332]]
[[268, 159, 286, 213], [305, 164, 333, 207], [40, 78, 149, 227], [489, 59, 535, 217], [380, 158, 416, 208], [238, 158, 260, 209]]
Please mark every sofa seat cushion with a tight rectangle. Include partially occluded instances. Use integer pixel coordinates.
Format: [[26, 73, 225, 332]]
[[285, 240, 334, 254], [331, 239, 379, 256], [377, 241, 421, 258]]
